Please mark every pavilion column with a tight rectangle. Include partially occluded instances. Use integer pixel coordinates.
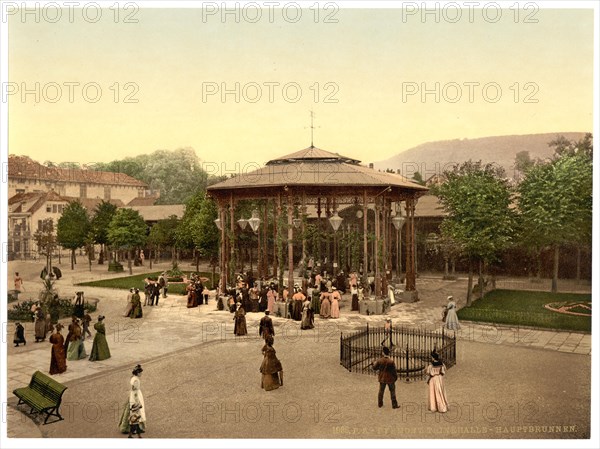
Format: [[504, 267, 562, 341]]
[[287, 195, 294, 291], [374, 200, 381, 297], [272, 199, 278, 279], [362, 190, 368, 282], [404, 197, 418, 301], [218, 203, 226, 291], [229, 194, 236, 287], [262, 201, 268, 278], [301, 194, 307, 265]]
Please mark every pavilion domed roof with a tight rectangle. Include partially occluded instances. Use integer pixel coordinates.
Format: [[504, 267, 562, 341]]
[[267, 146, 360, 165]]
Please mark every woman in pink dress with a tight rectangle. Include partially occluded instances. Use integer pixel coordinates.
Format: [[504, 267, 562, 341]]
[[319, 290, 331, 318], [425, 351, 449, 413], [266, 286, 277, 313], [330, 287, 341, 319]]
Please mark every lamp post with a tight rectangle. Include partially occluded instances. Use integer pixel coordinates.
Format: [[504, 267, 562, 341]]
[[391, 206, 405, 280], [329, 211, 343, 275], [247, 210, 261, 274]]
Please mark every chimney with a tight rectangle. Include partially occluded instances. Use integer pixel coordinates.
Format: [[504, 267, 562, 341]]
[[369, 163, 374, 169]]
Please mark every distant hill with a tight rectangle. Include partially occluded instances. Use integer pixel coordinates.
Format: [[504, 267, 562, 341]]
[[373, 132, 589, 179]]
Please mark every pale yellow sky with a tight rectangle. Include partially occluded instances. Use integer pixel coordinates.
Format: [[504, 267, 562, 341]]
[[6, 4, 594, 171]]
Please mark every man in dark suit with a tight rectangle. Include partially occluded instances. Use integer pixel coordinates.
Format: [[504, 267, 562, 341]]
[[259, 311, 275, 340], [373, 346, 399, 409]]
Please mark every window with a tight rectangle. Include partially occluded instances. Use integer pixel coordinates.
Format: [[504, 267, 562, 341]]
[[52, 204, 58, 213], [80, 184, 87, 198], [104, 186, 111, 200], [16, 189, 25, 194], [37, 220, 42, 230], [58, 204, 63, 213], [46, 205, 52, 213]]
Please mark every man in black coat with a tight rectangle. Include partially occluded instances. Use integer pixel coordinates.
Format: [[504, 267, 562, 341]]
[[259, 311, 275, 340]]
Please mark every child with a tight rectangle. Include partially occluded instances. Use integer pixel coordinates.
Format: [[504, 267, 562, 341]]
[[14, 322, 26, 347], [128, 403, 143, 438], [82, 313, 92, 340]]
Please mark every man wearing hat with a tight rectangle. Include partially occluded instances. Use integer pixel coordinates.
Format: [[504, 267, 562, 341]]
[[259, 311, 274, 340], [372, 346, 399, 409]]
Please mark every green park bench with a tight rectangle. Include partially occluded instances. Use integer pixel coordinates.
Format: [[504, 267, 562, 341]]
[[13, 371, 68, 424]]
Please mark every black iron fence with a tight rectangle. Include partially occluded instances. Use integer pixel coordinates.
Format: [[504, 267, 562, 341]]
[[340, 323, 456, 381]]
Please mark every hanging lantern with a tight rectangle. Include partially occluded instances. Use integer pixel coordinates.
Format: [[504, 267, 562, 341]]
[[292, 217, 302, 229], [391, 215, 405, 231], [329, 212, 343, 232], [237, 218, 248, 230], [248, 209, 261, 233], [214, 218, 222, 230]]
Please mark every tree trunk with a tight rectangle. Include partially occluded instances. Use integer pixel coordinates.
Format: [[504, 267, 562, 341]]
[[444, 257, 449, 277], [478, 259, 484, 300], [195, 250, 200, 273], [466, 258, 473, 306], [551, 245, 559, 293], [537, 248, 543, 279], [71, 249, 75, 270], [576, 246, 581, 284], [149, 248, 153, 269], [211, 264, 216, 289], [128, 249, 133, 275]]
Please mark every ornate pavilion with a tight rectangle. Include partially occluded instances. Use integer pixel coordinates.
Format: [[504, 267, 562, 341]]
[[207, 146, 428, 299]]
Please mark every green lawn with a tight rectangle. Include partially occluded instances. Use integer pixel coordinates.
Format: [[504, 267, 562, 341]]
[[76, 271, 219, 295], [457, 289, 592, 332]]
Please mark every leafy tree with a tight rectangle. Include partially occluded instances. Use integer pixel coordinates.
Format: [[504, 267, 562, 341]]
[[432, 161, 515, 305], [517, 134, 593, 292], [57, 201, 91, 270], [34, 218, 57, 278], [176, 191, 219, 275], [148, 215, 180, 264], [90, 200, 118, 264], [95, 148, 211, 205], [107, 209, 147, 275]]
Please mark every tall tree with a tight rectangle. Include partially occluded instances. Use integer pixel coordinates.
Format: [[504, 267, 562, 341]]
[[90, 200, 118, 264], [517, 134, 593, 292], [57, 201, 91, 270], [34, 218, 57, 278], [148, 215, 180, 264], [432, 161, 515, 305], [107, 209, 147, 275]]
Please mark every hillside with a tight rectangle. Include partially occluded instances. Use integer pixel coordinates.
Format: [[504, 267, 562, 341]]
[[374, 132, 588, 179]]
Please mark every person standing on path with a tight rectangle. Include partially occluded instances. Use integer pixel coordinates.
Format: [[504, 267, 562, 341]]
[[14, 272, 24, 292], [330, 287, 341, 319], [260, 335, 283, 391], [89, 315, 111, 361], [82, 313, 92, 340], [425, 351, 449, 413], [13, 322, 26, 347], [66, 318, 87, 360], [233, 302, 248, 336], [444, 296, 461, 330], [259, 311, 274, 340], [119, 364, 146, 435], [372, 346, 399, 409], [34, 306, 47, 342], [49, 323, 67, 375]]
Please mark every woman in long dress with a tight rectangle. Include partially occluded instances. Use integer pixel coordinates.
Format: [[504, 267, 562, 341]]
[[444, 296, 461, 330], [119, 364, 146, 434], [426, 352, 449, 413], [130, 289, 143, 318], [291, 287, 305, 321], [66, 319, 87, 360], [34, 306, 47, 342], [260, 336, 283, 391], [233, 303, 248, 336], [123, 288, 135, 317], [49, 323, 67, 374], [186, 282, 198, 308], [301, 298, 314, 330], [89, 315, 111, 361], [266, 286, 277, 313], [319, 290, 331, 318], [330, 287, 341, 319]]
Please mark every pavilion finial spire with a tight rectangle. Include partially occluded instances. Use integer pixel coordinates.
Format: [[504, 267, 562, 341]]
[[307, 110, 320, 147]]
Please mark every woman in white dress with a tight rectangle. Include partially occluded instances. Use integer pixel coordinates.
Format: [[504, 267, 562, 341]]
[[444, 296, 461, 330], [119, 364, 146, 434]]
